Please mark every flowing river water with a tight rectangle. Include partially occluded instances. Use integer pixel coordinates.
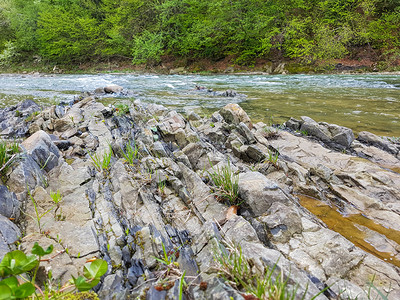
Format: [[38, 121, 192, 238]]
[[0, 73, 399, 137]]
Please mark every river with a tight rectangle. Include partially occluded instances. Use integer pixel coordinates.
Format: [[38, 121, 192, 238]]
[[0, 73, 399, 136]]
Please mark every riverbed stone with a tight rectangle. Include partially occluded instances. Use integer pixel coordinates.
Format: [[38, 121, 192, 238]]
[[104, 84, 123, 94]]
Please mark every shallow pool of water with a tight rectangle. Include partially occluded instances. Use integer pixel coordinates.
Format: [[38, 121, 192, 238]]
[[298, 195, 400, 268], [0, 73, 399, 136]]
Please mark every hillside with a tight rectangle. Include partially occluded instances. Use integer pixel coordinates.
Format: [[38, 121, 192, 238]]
[[0, 0, 399, 72]]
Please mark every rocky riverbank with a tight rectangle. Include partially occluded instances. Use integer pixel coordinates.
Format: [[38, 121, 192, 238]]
[[0, 85, 399, 299]]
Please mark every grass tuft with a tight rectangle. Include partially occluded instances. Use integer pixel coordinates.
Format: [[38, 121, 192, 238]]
[[121, 142, 139, 165], [89, 145, 113, 173], [0, 140, 20, 181], [214, 241, 301, 300], [207, 160, 241, 206]]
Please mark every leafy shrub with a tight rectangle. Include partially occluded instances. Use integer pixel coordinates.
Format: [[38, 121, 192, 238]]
[[0, 243, 107, 299], [132, 31, 164, 66], [37, 5, 103, 63], [0, 41, 20, 66]]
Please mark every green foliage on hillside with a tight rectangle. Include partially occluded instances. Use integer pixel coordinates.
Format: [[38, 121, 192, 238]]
[[0, 0, 399, 68]]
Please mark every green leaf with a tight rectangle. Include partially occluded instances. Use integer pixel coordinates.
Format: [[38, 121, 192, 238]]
[[14, 282, 35, 298], [0, 251, 37, 276], [83, 259, 107, 280], [74, 276, 100, 292], [0, 277, 19, 291], [0, 285, 13, 300], [31, 242, 53, 257]]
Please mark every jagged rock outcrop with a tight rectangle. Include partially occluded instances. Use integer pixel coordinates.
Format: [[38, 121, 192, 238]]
[[0, 95, 399, 299]]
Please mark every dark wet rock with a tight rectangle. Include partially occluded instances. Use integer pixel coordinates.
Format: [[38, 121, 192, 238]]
[[101, 107, 114, 118], [98, 270, 127, 300], [0, 215, 21, 260], [285, 117, 302, 131], [54, 105, 66, 118], [0, 99, 41, 137], [0, 185, 20, 220], [195, 86, 247, 98], [21, 130, 60, 172]]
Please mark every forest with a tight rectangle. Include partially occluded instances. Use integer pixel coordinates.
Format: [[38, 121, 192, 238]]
[[0, 0, 399, 70]]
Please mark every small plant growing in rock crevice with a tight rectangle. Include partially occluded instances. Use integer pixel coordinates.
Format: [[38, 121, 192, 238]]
[[89, 145, 113, 173], [0, 140, 20, 181], [214, 241, 321, 300], [263, 125, 281, 139], [121, 141, 139, 165], [207, 160, 241, 207], [266, 149, 279, 166], [114, 103, 130, 116]]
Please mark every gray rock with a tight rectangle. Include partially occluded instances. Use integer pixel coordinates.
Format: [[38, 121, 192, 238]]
[[104, 84, 124, 94], [7, 154, 45, 194], [169, 67, 186, 75], [0, 100, 41, 137], [182, 142, 206, 169], [152, 141, 168, 158], [300, 116, 331, 142], [358, 131, 399, 155], [238, 172, 289, 216], [285, 118, 301, 131], [98, 271, 127, 300], [188, 111, 201, 121], [0, 215, 21, 260], [219, 103, 252, 129], [0, 185, 20, 220], [198, 278, 244, 300], [22, 130, 60, 172], [245, 144, 266, 162], [236, 122, 256, 144], [147, 103, 168, 116], [300, 117, 354, 147], [94, 87, 105, 94], [53, 118, 74, 132], [259, 202, 302, 243]]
